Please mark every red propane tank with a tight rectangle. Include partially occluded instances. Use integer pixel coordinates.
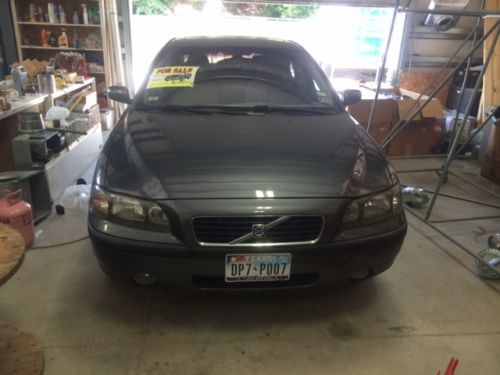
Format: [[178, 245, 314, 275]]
[[0, 189, 35, 247]]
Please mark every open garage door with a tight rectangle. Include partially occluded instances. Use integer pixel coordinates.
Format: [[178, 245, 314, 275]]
[[124, 0, 406, 93]]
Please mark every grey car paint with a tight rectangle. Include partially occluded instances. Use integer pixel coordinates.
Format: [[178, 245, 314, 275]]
[[101, 111, 392, 200], [89, 36, 406, 289]]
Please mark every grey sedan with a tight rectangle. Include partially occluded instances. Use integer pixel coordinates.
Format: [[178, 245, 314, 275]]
[[88, 36, 406, 289]]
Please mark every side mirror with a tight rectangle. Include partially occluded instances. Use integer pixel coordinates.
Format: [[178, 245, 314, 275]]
[[342, 89, 362, 107], [107, 86, 132, 104]]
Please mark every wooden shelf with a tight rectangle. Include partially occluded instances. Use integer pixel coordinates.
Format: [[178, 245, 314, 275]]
[[0, 94, 48, 121], [11, 0, 109, 100], [18, 21, 101, 28], [21, 45, 103, 52], [50, 78, 96, 100]]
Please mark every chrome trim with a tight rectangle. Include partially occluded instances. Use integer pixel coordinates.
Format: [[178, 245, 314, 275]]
[[228, 215, 292, 245], [198, 240, 319, 247], [192, 215, 324, 247]]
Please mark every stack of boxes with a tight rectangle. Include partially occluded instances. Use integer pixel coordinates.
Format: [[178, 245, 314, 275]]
[[348, 89, 445, 156]]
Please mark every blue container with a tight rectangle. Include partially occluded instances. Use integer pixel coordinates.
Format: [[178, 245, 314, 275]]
[[11, 66, 28, 96]]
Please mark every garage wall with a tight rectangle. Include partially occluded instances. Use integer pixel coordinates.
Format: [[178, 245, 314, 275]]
[[116, 0, 134, 92], [483, 0, 499, 110], [0, 0, 18, 78], [402, 0, 484, 71]]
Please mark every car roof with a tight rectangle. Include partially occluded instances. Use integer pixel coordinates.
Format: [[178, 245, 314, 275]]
[[168, 36, 304, 50]]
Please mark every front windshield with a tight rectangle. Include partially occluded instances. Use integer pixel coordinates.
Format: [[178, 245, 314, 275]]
[[137, 44, 341, 111]]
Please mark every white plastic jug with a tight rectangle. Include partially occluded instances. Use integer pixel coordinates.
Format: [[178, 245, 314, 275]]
[[11, 66, 28, 96]]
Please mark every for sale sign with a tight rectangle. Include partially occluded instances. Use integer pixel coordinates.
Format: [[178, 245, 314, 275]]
[[147, 66, 199, 89]]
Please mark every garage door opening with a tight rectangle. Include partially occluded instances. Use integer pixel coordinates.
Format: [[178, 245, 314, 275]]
[[129, 0, 406, 91]]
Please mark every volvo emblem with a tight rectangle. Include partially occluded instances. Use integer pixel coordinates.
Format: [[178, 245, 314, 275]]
[[252, 224, 267, 238]]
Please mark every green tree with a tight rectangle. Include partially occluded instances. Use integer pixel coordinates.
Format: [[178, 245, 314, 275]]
[[260, 4, 317, 19], [133, 0, 317, 18], [133, 0, 170, 15], [225, 3, 316, 19], [132, 0, 203, 15]]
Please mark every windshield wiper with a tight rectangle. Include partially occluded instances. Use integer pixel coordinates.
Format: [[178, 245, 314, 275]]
[[144, 105, 216, 114], [169, 104, 336, 115], [249, 105, 336, 115], [135, 104, 336, 115], [136, 105, 254, 115]]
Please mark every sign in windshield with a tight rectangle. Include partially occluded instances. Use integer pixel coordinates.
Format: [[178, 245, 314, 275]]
[[141, 46, 338, 110]]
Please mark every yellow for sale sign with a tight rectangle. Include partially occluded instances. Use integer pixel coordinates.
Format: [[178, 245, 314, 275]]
[[147, 66, 199, 89]]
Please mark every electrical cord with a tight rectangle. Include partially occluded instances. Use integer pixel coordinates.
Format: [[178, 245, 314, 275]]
[[31, 235, 89, 250]]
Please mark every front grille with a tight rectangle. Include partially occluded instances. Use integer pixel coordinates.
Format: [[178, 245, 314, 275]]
[[192, 216, 323, 246]]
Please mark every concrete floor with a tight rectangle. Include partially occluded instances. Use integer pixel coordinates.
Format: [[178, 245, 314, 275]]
[[1, 158, 500, 375]]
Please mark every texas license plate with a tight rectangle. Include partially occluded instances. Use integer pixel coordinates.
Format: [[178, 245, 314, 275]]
[[225, 253, 292, 282]]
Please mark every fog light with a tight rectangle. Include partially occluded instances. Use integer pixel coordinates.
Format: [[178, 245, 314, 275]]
[[349, 268, 371, 280], [132, 272, 157, 286]]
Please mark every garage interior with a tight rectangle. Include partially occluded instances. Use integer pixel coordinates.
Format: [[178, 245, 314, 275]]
[[0, 0, 500, 374]]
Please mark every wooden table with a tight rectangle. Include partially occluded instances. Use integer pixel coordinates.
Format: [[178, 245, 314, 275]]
[[0, 224, 44, 375], [0, 224, 25, 287]]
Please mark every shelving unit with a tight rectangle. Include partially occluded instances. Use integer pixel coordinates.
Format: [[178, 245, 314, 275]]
[[21, 45, 103, 52], [43, 77, 96, 108], [0, 94, 48, 121], [17, 21, 101, 28], [9, 0, 109, 95]]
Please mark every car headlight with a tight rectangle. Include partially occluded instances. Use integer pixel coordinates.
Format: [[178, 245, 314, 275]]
[[337, 185, 403, 240], [90, 185, 170, 231], [336, 185, 404, 240], [342, 185, 403, 226]]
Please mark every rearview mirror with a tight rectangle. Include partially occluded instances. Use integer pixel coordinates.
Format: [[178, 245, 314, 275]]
[[108, 86, 132, 104], [342, 89, 362, 107]]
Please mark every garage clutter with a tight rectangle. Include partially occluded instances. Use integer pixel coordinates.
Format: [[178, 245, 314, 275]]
[[348, 88, 446, 156]]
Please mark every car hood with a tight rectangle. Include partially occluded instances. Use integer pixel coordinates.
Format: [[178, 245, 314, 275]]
[[99, 109, 393, 200]]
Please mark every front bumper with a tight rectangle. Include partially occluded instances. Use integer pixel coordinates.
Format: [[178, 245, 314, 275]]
[[88, 218, 407, 289]]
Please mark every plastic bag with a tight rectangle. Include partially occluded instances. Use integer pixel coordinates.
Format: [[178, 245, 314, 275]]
[[45, 106, 70, 127], [59, 184, 91, 212]]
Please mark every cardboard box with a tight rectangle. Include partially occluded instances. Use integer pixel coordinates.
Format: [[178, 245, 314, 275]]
[[388, 119, 445, 156], [398, 89, 445, 120], [348, 89, 445, 156], [481, 153, 500, 185], [360, 82, 401, 96], [484, 123, 500, 159], [348, 99, 398, 148]]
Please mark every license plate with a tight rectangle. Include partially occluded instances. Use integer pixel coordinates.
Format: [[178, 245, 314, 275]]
[[225, 253, 291, 282]]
